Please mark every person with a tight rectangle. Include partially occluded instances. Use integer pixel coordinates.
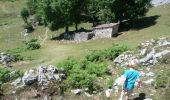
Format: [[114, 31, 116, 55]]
[[119, 61, 141, 100]]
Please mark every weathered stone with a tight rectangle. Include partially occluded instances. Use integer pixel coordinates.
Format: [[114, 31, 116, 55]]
[[84, 92, 92, 97], [0, 52, 15, 66], [71, 89, 82, 95], [22, 69, 38, 85], [143, 78, 154, 84], [11, 78, 22, 86], [105, 89, 112, 98], [146, 72, 155, 77], [93, 23, 119, 38]]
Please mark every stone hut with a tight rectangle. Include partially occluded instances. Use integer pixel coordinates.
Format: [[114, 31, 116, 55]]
[[63, 22, 119, 41], [93, 23, 119, 38]]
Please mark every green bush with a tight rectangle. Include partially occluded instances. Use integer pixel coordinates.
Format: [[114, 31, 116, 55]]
[[57, 57, 78, 75], [24, 39, 41, 50], [66, 67, 97, 91], [79, 59, 90, 69], [106, 44, 129, 60], [85, 50, 106, 62], [0, 67, 23, 84], [87, 62, 108, 76]]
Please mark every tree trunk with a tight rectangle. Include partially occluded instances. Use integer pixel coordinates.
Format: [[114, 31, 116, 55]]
[[75, 23, 78, 31], [65, 26, 69, 32]]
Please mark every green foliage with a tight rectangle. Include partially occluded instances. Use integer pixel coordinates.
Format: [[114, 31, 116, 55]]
[[87, 0, 116, 24], [7, 47, 26, 54], [66, 68, 97, 91], [24, 0, 151, 30], [20, 8, 29, 24], [0, 67, 23, 84], [107, 76, 114, 89], [57, 44, 128, 92], [24, 39, 41, 50], [86, 50, 106, 62], [106, 45, 129, 60], [112, 0, 152, 21], [57, 57, 78, 75], [87, 62, 108, 76]]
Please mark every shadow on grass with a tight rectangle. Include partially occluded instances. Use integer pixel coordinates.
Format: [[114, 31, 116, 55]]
[[133, 93, 146, 100], [119, 15, 160, 32]]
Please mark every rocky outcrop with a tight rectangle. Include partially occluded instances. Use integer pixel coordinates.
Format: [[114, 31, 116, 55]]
[[114, 37, 170, 67], [151, 0, 170, 7], [0, 52, 15, 67], [11, 65, 65, 88]]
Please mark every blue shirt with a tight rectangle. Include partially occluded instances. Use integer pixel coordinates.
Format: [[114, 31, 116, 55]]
[[123, 69, 140, 90]]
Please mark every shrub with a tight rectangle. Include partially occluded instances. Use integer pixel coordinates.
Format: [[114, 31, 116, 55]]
[[85, 50, 106, 62], [87, 62, 108, 76], [106, 44, 129, 60], [66, 68, 97, 91], [24, 39, 41, 50], [57, 57, 78, 75], [79, 59, 90, 69], [0, 67, 23, 84]]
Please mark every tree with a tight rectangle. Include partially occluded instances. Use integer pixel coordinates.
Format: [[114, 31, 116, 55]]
[[70, 0, 88, 31], [20, 8, 29, 25], [86, 0, 115, 26], [112, 0, 152, 22], [27, 0, 38, 15]]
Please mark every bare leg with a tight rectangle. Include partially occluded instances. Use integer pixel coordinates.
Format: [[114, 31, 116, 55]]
[[119, 90, 125, 100]]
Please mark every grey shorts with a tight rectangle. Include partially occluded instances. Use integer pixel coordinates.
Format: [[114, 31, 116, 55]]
[[123, 88, 133, 96]]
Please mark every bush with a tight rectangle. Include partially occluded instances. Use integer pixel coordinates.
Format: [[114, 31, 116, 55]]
[[87, 62, 108, 76], [66, 68, 97, 91], [24, 39, 41, 50], [85, 50, 106, 62], [0, 67, 23, 84], [57, 57, 78, 75], [106, 44, 129, 60]]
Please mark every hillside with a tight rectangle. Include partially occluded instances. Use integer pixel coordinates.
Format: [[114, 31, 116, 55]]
[[0, 0, 170, 100], [0, 0, 170, 70]]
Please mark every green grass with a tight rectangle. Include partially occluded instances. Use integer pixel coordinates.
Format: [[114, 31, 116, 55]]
[[0, 1, 170, 70]]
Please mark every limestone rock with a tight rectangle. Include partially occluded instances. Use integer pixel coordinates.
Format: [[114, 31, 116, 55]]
[[71, 89, 82, 95], [22, 69, 38, 85]]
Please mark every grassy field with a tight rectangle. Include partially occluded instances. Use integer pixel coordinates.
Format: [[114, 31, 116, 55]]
[[0, 0, 170, 70]]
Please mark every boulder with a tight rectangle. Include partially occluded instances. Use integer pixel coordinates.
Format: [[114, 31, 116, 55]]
[[22, 69, 38, 85]]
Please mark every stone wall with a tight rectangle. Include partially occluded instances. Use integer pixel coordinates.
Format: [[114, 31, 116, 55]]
[[64, 31, 94, 42], [63, 23, 119, 41], [93, 23, 119, 39]]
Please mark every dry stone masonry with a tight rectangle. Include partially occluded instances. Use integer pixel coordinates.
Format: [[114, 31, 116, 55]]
[[64, 23, 119, 42]]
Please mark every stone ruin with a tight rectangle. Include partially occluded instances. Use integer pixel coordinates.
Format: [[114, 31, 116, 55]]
[[64, 23, 119, 42], [114, 37, 170, 67]]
